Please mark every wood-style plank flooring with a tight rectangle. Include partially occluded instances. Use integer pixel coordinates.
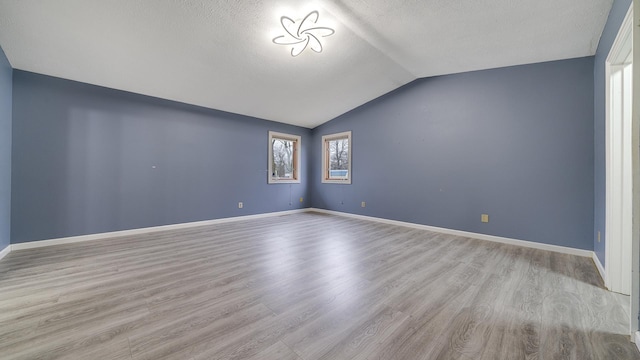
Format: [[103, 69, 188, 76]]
[[0, 212, 638, 359]]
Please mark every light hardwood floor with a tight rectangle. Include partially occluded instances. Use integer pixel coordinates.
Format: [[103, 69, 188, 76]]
[[0, 212, 638, 359]]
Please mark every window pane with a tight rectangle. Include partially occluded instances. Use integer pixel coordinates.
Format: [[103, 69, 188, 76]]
[[271, 138, 295, 179], [328, 138, 349, 179], [321, 131, 351, 184]]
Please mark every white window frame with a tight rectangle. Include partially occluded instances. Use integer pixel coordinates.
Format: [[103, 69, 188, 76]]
[[321, 131, 352, 184], [268, 131, 301, 184]]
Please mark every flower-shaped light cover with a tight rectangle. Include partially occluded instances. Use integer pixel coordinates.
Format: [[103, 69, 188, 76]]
[[272, 11, 335, 57]]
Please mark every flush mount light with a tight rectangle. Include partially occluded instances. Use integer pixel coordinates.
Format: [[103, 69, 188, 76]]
[[272, 10, 335, 57]]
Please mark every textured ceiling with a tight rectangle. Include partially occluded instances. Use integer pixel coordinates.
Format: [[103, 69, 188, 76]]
[[0, 0, 613, 128]]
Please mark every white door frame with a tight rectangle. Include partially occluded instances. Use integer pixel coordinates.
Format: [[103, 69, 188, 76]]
[[605, 1, 636, 336], [631, 0, 640, 337], [606, 2, 633, 296]]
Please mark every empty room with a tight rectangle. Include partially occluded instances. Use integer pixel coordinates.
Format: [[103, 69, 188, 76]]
[[0, 0, 639, 359]]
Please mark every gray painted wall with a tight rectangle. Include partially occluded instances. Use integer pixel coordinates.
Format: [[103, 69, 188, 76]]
[[311, 57, 595, 250], [11, 71, 310, 243], [593, 0, 632, 266], [0, 46, 11, 252]]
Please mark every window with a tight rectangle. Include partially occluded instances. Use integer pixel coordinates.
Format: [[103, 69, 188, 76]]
[[322, 131, 351, 184], [268, 131, 301, 184]]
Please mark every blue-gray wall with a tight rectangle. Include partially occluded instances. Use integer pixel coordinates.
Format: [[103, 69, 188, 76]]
[[593, 0, 632, 266], [0, 46, 11, 252], [312, 57, 595, 250], [11, 71, 310, 243]]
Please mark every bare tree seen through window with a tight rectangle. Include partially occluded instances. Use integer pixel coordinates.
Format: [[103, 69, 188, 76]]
[[272, 138, 295, 179], [321, 131, 351, 183], [328, 138, 349, 178], [268, 131, 300, 184]]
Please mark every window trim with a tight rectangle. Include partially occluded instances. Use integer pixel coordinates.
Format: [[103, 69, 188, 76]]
[[321, 131, 352, 184], [268, 131, 301, 184]]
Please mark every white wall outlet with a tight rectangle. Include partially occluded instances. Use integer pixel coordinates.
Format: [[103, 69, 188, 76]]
[[238, 202, 243, 209], [361, 201, 366, 208], [481, 214, 489, 223]]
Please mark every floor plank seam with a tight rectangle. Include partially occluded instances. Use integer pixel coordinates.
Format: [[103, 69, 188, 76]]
[[127, 336, 134, 359]]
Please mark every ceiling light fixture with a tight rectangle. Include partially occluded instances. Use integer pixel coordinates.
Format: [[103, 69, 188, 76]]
[[272, 11, 335, 57]]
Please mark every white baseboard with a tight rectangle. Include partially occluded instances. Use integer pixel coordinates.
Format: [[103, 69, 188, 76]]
[[635, 331, 640, 352], [592, 252, 607, 287], [309, 208, 594, 258], [0, 244, 10, 261], [11, 209, 309, 251], [6, 207, 594, 260]]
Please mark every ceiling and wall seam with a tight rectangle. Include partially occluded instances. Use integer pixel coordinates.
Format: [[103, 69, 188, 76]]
[[0, 0, 615, 128]]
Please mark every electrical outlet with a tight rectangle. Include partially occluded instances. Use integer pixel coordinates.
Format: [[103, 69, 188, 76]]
[[481, 214, 489, 223], [238, 202, 243, 209], [300, 197, 304, 203], [361, 201, 366, 208], [598, 231, 601, 242]]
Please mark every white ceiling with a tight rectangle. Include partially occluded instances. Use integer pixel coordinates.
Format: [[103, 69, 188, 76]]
[[0, 0, 613, 128]]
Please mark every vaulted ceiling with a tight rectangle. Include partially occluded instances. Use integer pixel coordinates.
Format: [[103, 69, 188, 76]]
[[0, 0, 613, 128]]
